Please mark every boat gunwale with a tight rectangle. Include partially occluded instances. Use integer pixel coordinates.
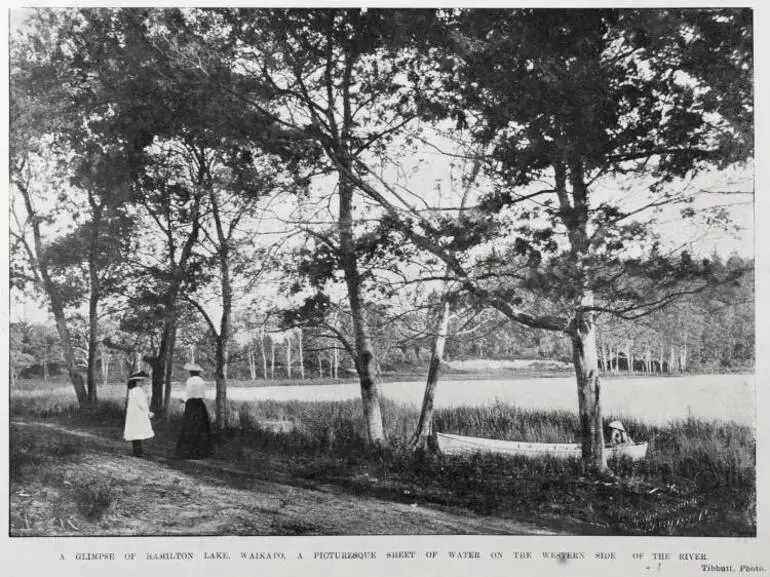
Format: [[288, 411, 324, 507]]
[[436, 432, 648, 458]]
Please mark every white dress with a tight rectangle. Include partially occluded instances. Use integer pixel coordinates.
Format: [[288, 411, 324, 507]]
[[123, 386, 154, 441]]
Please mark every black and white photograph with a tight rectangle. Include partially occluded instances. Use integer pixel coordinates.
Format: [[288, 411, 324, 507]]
[[4, 4, 764, 571]]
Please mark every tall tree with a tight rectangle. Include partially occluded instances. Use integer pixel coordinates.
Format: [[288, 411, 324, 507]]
[[186, 143, 285, 430], [10, 10, 92, 404], [208, 8, 438, 444], [326, 8, 753, 472], [409, 8, 753, 472]]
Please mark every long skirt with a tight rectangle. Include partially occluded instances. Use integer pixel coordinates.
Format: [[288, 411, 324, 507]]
[[176, 399, 212, 459]]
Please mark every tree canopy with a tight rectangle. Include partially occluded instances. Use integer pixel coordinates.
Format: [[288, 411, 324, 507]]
[[10, 8, 753, 469]]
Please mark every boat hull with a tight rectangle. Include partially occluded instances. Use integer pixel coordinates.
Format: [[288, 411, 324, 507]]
[[436, 432, 648, 461]]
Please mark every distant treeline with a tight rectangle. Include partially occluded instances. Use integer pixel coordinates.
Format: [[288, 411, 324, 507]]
[[11, 254, 753, 384]]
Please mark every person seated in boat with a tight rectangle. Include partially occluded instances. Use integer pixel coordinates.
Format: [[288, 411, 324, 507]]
[[608, 420, 634, 446]]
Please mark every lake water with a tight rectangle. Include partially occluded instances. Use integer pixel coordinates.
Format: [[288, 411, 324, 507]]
[[32, 373, 754, 426], [221, 373, 755, 426]]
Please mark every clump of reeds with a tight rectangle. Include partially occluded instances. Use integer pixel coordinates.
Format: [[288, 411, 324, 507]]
[[433, 400, 580, 443]]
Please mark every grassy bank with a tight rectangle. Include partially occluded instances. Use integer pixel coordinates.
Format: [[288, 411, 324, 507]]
[[10, 395, 755, 536]]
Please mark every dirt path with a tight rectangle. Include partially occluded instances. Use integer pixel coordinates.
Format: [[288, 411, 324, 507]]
[[11, 420, 563, 536]]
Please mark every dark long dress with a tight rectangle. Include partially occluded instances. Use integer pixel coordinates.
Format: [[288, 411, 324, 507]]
[[176, 398, 212, 459]]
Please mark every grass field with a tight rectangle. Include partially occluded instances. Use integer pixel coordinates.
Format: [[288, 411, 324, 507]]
[[9, 382, 755, 536]]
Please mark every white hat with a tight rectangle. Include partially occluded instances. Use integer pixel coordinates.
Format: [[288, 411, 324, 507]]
[[184, 362, 203, 372], [608, 420, 625, 432]]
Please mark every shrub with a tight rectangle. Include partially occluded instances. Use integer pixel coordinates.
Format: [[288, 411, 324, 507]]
[[72, 479, 119, 521]]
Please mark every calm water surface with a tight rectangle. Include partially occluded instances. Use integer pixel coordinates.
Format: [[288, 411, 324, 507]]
[[37, 373, 754, 426], [223, 373, 754, 426]]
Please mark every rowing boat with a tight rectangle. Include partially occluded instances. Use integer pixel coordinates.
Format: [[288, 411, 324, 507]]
[[436, 432, 648, 461]]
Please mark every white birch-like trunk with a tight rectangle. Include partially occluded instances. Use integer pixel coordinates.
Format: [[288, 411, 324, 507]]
[[645, 349, 651, 374], [248, 350, 256, 381], [670, 345, 677, 373], [298, 329, 304, 380], [659, 345, 665, 374], [286, 335, 292, 379], [271, 340, 276, 380], [259, 331, 267, 379], [600, 340, 608, 375], [680, 331, 688, 372], [625, 342, 632, 374]]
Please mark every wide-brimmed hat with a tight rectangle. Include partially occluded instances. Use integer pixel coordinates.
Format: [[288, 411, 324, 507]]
[[128, 370, 149, 382], [608, 420, 625, 432], [184, 362, 203, 372]]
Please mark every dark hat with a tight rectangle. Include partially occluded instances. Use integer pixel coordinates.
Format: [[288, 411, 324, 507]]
[[128, 370, 149, 382]]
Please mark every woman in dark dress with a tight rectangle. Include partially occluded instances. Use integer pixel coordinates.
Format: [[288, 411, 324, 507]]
[[176, 363, 212, 459]]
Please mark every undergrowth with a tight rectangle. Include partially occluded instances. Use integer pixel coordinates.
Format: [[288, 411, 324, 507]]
[[11, 394, 755, 536]]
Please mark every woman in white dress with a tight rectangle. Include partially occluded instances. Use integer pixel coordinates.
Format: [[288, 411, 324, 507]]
[[123, 371, 154, 457]]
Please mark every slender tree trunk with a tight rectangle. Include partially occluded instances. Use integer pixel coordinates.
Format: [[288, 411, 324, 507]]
[[411, 298, 450, 452], [43, 338, 49, 385], [51, 294, 87, 402], [161, 317, 178, 417], [85, 200, 103, 404], [286, 334, 292, 379], [600, 340, 608, 375], [100, 345, 110, 383], [271, 339, 276, 379], [248, 350, 256, 381], [318, 354, 324, 378], [625, 342, 632, 374], [260, 333, 267, 379], [681, 331, 688, 372], [610, 344, 615, 374], [645, 349, 651, 374], [209, 184, 232, 432], [659, 346, 665, 374], [669, 344, 676, 373], [151, 307, 175, 413], [339, 166, 385, 445], [153, 179, 200, 413], [571, 293, 608, 475], [214, 337, 228, 431], [298, 328, 304, 380], [19, 184, 87, 405], [86, 293, 99, 402]]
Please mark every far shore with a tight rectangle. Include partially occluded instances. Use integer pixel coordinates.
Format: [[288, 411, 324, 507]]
[[11, 362, 755, 392]]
